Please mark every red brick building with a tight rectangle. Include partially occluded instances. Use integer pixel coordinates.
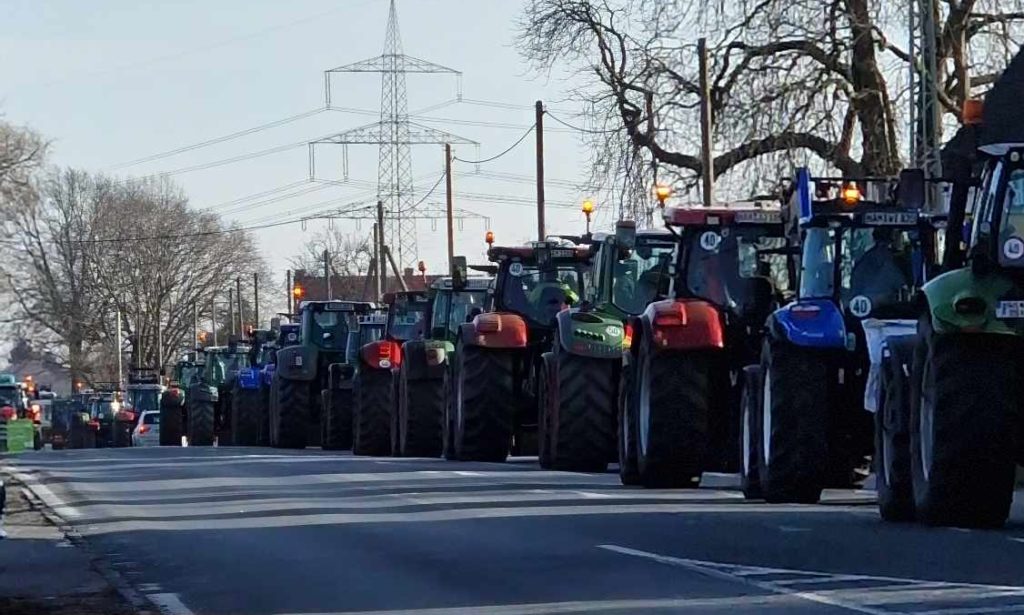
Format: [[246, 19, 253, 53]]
[[292, 269, 442, 303]]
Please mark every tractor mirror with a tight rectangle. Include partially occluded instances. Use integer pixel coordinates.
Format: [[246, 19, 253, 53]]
[[615, 220, 637, 251], [270, 317, 281, 331], [896, 168, 925, 209], [452, 256, 468, 291]]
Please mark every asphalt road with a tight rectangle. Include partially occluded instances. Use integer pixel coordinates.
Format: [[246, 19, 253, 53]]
[[6, 447, 1024, 615]]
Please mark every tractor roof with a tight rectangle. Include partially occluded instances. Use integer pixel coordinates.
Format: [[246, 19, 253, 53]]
[[663, 203, 783, 228], [590, 227, 672, 243], [429, 276, 491, 291], [298, 300, 374, 313], [790, 167, 926, 227], [487, 240, 592, 264]]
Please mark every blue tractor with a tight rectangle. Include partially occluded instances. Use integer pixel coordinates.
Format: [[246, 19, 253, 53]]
[[253, 323, 300, 446], [740, 168, 944, 503]]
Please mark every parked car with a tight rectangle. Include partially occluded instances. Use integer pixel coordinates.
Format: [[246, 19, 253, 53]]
[[131, 410, 161, 447]]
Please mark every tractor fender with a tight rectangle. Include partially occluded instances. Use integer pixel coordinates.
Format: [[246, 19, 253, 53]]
[[327, 363, 356, 390], [359, 339, 403, 370], [639, 299, 724, 351], [188, 382, 218, 404], [767, 299, 847, 349], [555, 309, 625, 359], [459, 313, 528, 349], [275, 345, 318, 381], [922, 267, 1022, 335], [237, 367, 261, 390], [401, 340, 452, 381]]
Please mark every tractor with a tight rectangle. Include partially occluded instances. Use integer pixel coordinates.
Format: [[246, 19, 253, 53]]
[[873, 60, 1024, 527], [270, 300, 375, 449], [351, 291, 430, 456], [395, 269, 491, 458], [619, 204, 794, 488], [87, 384, 135, 448], [449, 239, 593, 462], [321, 310, 386, 451], [539, 223, 675, 472], [159, 352, 202, 446], [230, 329, 275, 446], [186, 343, 250, 446], [743, 168, 943, 504], [257, 323, 300, 445], [124, 367, 162, 426]]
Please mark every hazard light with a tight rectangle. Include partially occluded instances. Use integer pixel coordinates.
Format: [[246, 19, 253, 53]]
[[841, 183, 862, 206], [485, 231, 495, 246], [623, 323, 634, 349]]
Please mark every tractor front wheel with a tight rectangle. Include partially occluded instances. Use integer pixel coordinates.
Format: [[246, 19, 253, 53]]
[[231, 384, 263, 446], [352, 369, 393, 456], [454, 344, 515, 462], [618, 360, 640, 486], [398, 365, 445, 458], [550, 351, 616, 473], [273, 376, 310, 449], [322, 387, 354, 451], [160, 392, 183, 447], [875, 335, 916, 522], [188, 398, 216, 447], [739, 365, 762, 499]]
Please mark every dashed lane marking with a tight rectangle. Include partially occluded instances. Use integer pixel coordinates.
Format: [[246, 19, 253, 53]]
[[148, 592, 195, 615]]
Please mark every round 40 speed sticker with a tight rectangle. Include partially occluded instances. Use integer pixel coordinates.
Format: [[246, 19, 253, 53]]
[[699, 231, 721, 251], [1003, 236, 1024, 260], [509, 262, 524, 276], [849, 295, 872, 318]]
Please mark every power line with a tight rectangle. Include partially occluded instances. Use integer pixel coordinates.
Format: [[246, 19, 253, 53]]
[[453, 124, 535, 165], [197, 179, 311, 211], [544, 110, 620, 135], [402, 172, 447, 214]]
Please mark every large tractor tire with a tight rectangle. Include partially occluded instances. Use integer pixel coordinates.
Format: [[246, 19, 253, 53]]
[[258, 383, 272, 447], [441, 368, 459, 461], [112, 421, 132, 448], [910, 315, 1019, 528], [231, 383, 263, 447], [739, 365, 762, 499], [272, 376, 310, 449], [875, 335, 916, 522], [454, 344, 517, 462], [635, 342, 709, 488], [188, 399, 216, 447], [159, 391, 184, 447], [618, 360, 640, 486], [759, 338, 828, 503], [352, 369, 393, 456], [537, 354, 555, 470], [550, 351, 617, 473], [397, 366, 445, 458], [322, 387, 354, 451]]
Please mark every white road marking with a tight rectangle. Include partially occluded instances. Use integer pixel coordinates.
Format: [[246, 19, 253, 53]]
[[2, 465, 81, 519], [1008, 537, 1024, 544], [148, 592, 195, 615], [598, 544, 1024, 615]]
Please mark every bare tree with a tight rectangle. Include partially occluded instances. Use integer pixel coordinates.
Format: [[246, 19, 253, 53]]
[[519, 0, 1024, 218], [288, 227, 373, 278], [0, 119, 47, 206]]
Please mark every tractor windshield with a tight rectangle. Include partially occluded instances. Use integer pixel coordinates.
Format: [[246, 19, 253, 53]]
[[307, 308, 351, 350], [800, 226, 917, 316], [388, 296, 428, 342], [127, 389, 160, 413], [998, 167, 1024, 266], [204, 353, 250, 385], [501, 262, 585, 326], [683, 228, 791, 315], [432, 289, 488, 338], [0, 385, 23, 410], [610, 239, 676, 315]]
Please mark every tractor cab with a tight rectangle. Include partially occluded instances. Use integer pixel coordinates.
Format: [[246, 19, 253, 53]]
[[200, 346, 251, 388], [124, 368, 163, 422], [427, 275, 491, 342], [382, 292, 429, 343], [488, 241, 592, 333], [298, 300, 375, 354], [592, 225, 676, 318]]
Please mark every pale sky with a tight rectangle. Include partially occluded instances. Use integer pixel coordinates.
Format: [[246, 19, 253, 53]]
[[1, 0, 607, 298]]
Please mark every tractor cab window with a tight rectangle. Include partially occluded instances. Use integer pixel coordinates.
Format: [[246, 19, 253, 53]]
[[685, 229, 787, 315], [308, 309, 350, 346], [501, 262, 584, 326], [433, 289, 487, 336], [611, 240, 675, 315], [128, 389, 159, 413], [179, 365, 199, 388], [0, 386, 24, 410], [388, 298, 428, 341], [998, 168, 1024, 265]]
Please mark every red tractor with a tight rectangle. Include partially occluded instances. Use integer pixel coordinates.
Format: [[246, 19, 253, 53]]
[[619, 205, 794, 487], [447, 240, 593, 462], [351, 291, 430, 456]]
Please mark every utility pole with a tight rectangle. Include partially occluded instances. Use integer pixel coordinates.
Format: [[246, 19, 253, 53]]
[[698, 38, 715, 208], [228, 289, 235, 337], [236, 277, 243, 335], [116, 311, 123, 388], [910, 0, 943, 184], [324, 249, 332, 300], [445, 143, 455, 272], [286, 269, 293, 315], [384, 246, 409, 292], [136, 308, 143, 369], [372, 223, 382, 301], [377, 201, 387, 295], [211, 297, 218, 346], [253, 273, 260, 330], [192, 300, 198, 349], [156, 275, 163, 375], [535, 100, 546, 241]]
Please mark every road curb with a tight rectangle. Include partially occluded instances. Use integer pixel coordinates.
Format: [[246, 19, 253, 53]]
[[2, 467, 160, 615]]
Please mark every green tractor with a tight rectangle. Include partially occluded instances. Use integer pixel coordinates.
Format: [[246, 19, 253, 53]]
[[448, 240, 593, 462], [186, 344, 250, 446], [159, 352, 202, 446], [351, 291, 430, 456], [321, 311, 386, 451], [270, 300, 375, 449], [539, 223, 675, 472], [876, 62, 1024, 527], [395, 270, 491, 458]]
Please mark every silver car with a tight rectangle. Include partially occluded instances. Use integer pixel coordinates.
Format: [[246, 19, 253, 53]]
[[131, 410, 161, 447]]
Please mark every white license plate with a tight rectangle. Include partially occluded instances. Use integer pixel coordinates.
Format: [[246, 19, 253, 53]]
[[996, 301, 1024, 319], [864, 212, 917, 226]]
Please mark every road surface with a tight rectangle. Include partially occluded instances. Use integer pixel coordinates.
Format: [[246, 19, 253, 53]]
[[6, 447, 1024, 615]]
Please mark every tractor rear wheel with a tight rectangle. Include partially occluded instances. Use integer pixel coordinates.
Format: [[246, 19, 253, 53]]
[[635, 342, 708, 488], [352, 369, 393, 456], [273, 376, 309, 449], [910, 315, 1018, 528], [618, 360, 640, 486], [231, 384, 262, 446], [875, 335, 915, 522], [739, 365, 762, 499], [759, 338, 828, 504], [188, 398, 215, 447], [551, 351, 616, 473], [454, 344, 515, 462], [398, 366, 445, 458], [160, 392, 183, 447], [322, 387, 354, 451], [537, 354, 554, 470]]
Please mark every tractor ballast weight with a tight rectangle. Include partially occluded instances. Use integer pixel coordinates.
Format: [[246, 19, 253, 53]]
[[621, 205, 793, 488]]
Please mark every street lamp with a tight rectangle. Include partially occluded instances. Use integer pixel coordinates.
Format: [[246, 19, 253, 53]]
[[581, 199, 595, 236], [654, 184, 672, 207]]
